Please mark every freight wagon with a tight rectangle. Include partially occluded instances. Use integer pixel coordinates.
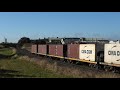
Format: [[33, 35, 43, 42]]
[[31, 43, 120, 73], [48, 44, 67, 59], [65, 43, 104, 65], [104, 44, 120, 66], [38, 44, 48, 55], [31, 44, 38, 54], [98, 44, 120, 72]]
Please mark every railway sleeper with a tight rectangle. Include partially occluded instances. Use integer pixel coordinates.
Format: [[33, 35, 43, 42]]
[[89, 63, 95, 68]]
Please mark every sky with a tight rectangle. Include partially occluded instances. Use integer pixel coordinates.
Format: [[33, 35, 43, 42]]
[[0, 12, 120, 43]]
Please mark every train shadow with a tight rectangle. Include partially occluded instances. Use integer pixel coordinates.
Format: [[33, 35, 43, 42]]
[[0, 54, 16, 59], [0, 69, 32, 78], [16, 48, 37, 58]]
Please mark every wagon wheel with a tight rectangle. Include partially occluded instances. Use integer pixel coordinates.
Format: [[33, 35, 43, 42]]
[[63, 59, 67, 63], [69, 60, 73, 64], [76, 61, 80, 65], [72, 61, 76, 64], [89, 63, 92, 67], [112, 69, 117, 73], [112, 67, 118, 73], [104, 66, 110, 72], [105, 68, 109, 72], [89, 64, 94, 68], [60, 58, 64, 62], [49, 57, 53, 61], [67, 60, 70, 63], [94, 64, 99, 70]]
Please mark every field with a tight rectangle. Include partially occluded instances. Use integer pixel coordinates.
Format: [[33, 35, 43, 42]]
[[0, 47, 71, 78], [0, 47, 120, 78], [0, 48, 14, 55], [0, 59, 72, 78]]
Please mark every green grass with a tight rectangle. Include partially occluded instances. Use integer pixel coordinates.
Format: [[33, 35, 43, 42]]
[[0, 59, 72, 78], [0, 48, 14, 55], [0, 47, 71, 78], [0, 56, 120, 78]]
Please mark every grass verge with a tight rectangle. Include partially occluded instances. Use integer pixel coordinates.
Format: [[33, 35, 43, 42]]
[[0, 58, 72, 78], [0, 48, 15, 55]]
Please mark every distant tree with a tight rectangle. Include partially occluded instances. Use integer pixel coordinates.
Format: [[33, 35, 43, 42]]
[[18, 37, 31, 47]]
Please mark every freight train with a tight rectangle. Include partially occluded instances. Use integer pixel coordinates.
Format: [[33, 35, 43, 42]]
[[31, 42, 120, 73]]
